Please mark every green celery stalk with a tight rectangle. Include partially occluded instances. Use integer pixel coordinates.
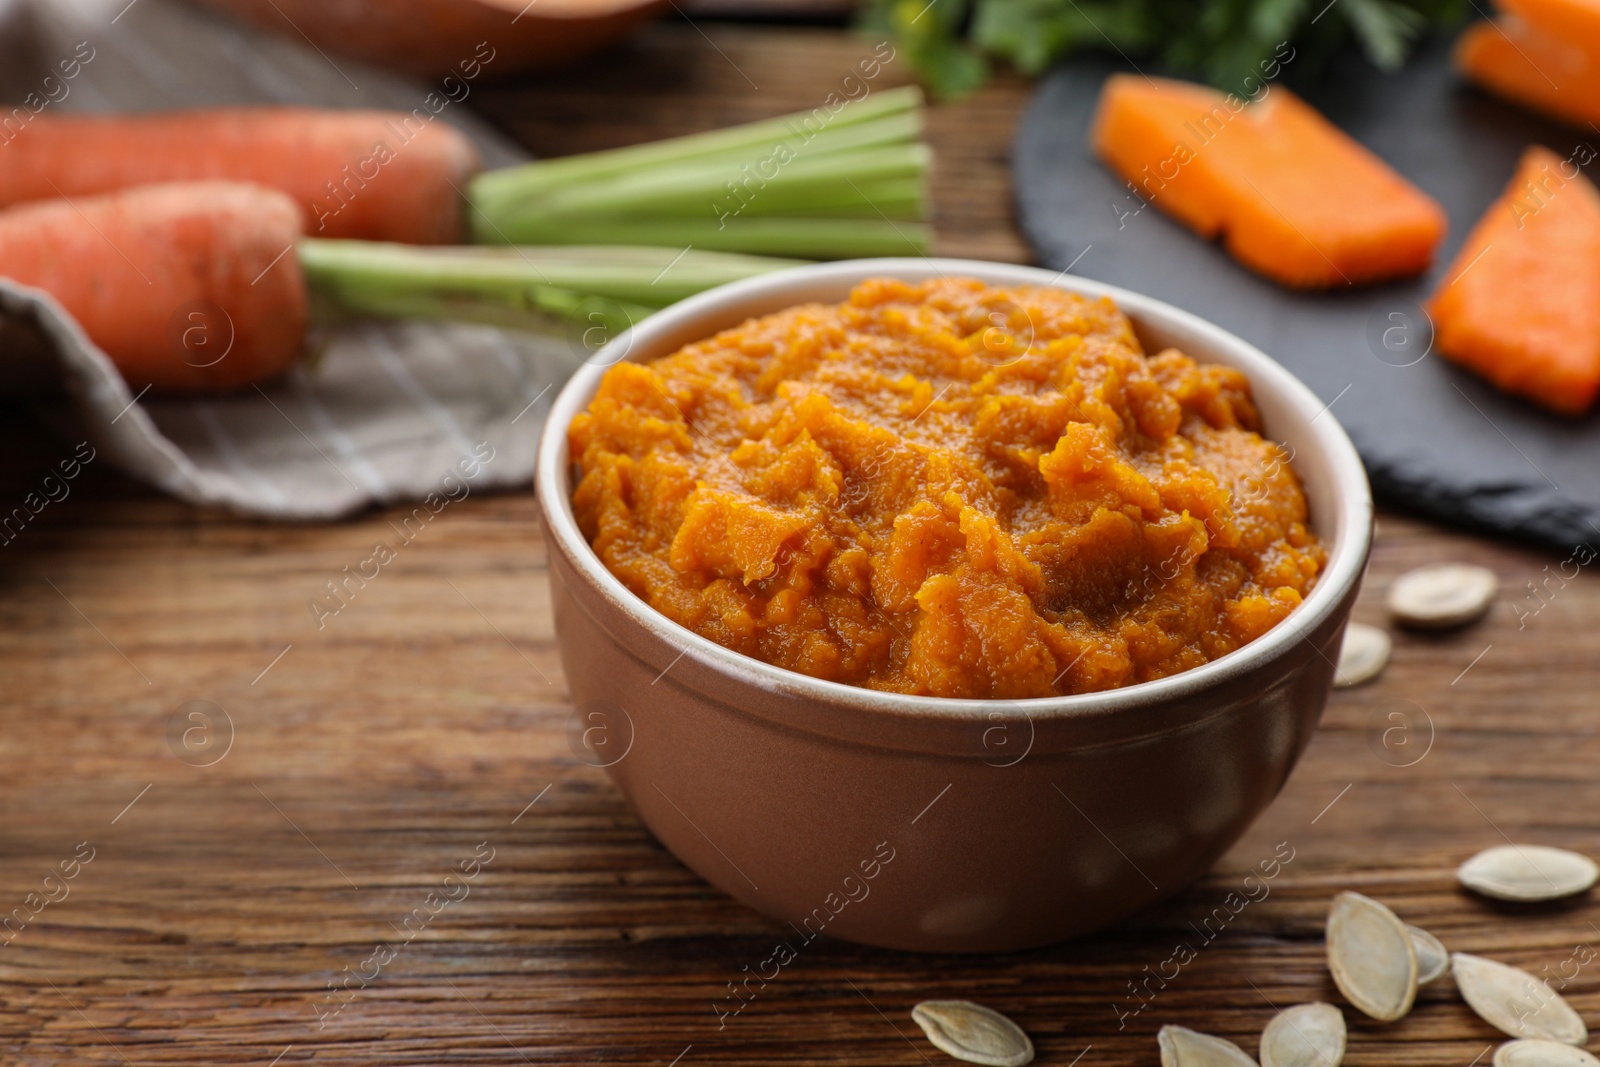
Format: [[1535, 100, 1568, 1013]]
[[310, 280, 648, 338], [719, 176, 925, 219], [467, 86, 924, 216], [297, 240, 806, 333], [486, 143, 930, 225], [472, 217, 931, 258], [463, 87, 932, 259], [471, 109, 926, 222]]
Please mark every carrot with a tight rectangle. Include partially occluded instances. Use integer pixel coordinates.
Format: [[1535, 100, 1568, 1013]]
[[0, 179, 798, 393], [0, 182, 308, 391], [1090, 74, 1446, 288], [1427, 146, 1600, 416], [0, 96, 932, 259], [0, 109, 480, 244], [1454, 18, 1600, 131]]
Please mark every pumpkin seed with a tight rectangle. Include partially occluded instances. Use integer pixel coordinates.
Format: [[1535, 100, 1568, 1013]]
[[1494, 1040, 1600, 1067], [1387, 563, 1497, 629], [912, 1000, 1034, 1067], [1451, 953, 1588, 1045], [1334, 623, 1391, 687], [1458, 845, 1599, 902], [1405, 924, 1450, 985], [1158, 1025, 1259, 1067], [1325, 890, 1418, 1021], [1259, 1002, 1346, 1067]]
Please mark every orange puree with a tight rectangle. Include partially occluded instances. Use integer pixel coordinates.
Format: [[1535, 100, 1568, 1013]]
[[569, 278, 1323, 698]]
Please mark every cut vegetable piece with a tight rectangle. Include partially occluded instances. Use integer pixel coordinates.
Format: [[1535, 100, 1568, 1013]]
[[1087, 76, 1236, 237], [1090, 75, 1446, 288], [0, 109, 479, 244], [1427, 145, 1600, 415], [1496, 0, 1600, 60], [1455, 18, 1600, 131], [0, 181, 307, 390]]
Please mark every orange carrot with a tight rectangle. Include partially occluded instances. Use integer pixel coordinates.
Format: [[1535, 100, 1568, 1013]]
[[0, 109, 480, 244], [1427, 146, 1600, 416], [1455, 18, 1600, 131], [0, 182, 308, 391], [1090, 75, 1446, 288]]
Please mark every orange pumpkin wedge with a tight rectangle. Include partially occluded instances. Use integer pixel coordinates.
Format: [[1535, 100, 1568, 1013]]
[[1428, 146, 1600, 416], [1497, 0, 1600, 54], [1455, 17, 1600, 130], [1090, 75, 1446, 288]]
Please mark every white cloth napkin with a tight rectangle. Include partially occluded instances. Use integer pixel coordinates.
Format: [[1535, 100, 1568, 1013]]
[[0, 0, 575, 519]]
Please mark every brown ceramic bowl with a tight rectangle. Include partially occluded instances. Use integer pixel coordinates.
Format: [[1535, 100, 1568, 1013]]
[[189, 0, 667, 78], [536, 259, 1372, 953]]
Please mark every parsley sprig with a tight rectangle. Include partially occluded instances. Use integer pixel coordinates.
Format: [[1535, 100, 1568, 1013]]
[[861, 0, 1469, 97]]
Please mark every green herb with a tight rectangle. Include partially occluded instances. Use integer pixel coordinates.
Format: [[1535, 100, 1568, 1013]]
[[464, 86, 931, 259], [298, 240, 803, 338], [859, 0, 1469, 98]]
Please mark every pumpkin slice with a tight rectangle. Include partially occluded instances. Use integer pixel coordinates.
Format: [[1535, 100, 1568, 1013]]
[[1455, 17, 1600, 130], [1089, 76, 1237, 237], [1498, 0, 1600, 54], [1427, 145, 1600, 416], [1090, 75, 1446, 288]]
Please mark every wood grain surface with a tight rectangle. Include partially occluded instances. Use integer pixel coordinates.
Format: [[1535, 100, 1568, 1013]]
[[3, 21, 1598, 1067]]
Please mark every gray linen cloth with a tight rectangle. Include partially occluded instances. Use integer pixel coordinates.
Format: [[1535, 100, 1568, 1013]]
[[0, 0, 579, 518]]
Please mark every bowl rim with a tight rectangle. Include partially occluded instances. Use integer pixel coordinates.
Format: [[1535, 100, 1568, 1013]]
[[536, 258, 1373, 721]]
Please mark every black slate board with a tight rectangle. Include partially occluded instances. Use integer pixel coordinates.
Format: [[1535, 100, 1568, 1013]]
[[1012, 34, 1600, 548]]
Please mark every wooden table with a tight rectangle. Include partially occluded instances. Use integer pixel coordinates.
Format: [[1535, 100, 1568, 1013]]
[[3, 20, 1596, 1067]]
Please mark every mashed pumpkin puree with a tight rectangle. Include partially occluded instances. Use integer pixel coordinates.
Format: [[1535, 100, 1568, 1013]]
[[569, 278, 1324, 699]]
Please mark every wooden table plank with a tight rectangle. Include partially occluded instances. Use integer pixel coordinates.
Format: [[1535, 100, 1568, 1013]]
[[3, 20, 1598, 1067]]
